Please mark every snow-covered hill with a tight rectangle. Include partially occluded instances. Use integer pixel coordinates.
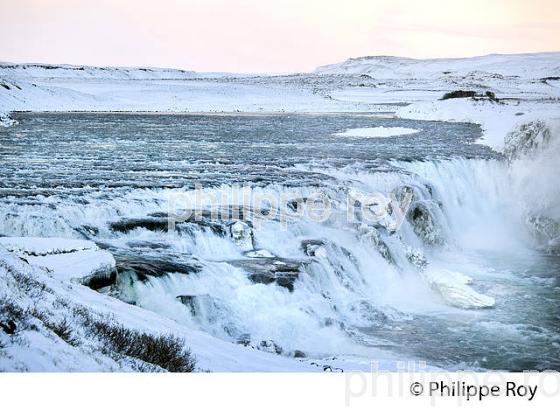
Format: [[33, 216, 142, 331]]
[[0, 63, 198, 80], [315, 52, 560, 79]]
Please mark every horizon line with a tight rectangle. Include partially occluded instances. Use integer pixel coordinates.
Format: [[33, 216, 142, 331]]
[[1, 50, 559, 75]]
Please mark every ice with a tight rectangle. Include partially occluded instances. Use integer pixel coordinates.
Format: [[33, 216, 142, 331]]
[[334, 126, 419, 138], [422, 268, 495, 309]]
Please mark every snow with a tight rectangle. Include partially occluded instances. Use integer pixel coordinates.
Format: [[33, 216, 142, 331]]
[[26, 250, 115, 283], [0, 237, 114, 283], [0, 63, 362, 113], [0, 237, 97, 256], [335, 126, 419, 138], [314, 52, 560, 79], [0, 110, 16, 127], [395, 98, 560, 151]]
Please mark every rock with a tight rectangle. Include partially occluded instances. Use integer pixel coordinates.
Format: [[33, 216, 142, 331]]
[[293, 349, 306, 358], [110, 217, 169, 233], [110, 213, 227, 236], [176, 294, 216, 316], [257, 340, 283, 355], [359, 226, 393, 263], [82, 268, 117, 290], [371, 231, 393, 262], [286, 197, 310, 213], [504, 120, 552, 161], [0, 112, 17, 127], [236, 333, 252, 347], [230, 257, 306, 291], [74, 225, 99, 239], [126, 240, 171, 250], [0, 320, 16, 335], [350, 188, 407, 233], [286, 196, 333, 218], [229, 221, 254, 251], [441, 90, 498, 102], [348, 301, 390, 324], [117, 254, 201, 281], [441, 90, 477, 100], [301, 239, 328, 258], [406, 247, 428, 271], [323, 317, 345, 330], [526, 215, 560, 253], [244, 249, 275, 258], [485, 91, 498, 101], [391, 185, 416, 205], [322, 365, 343, 372], [153, 206, 268, 225], [407, 201, 444, 245]]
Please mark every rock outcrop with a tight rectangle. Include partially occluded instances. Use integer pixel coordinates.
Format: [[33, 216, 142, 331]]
[[504, 120, 552, 161], [229, 257, 306, 292]]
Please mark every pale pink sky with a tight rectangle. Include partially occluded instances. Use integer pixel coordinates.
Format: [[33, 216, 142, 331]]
[[1, 0, 559, 73]]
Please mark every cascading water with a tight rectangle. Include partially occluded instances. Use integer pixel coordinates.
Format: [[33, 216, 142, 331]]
[[1, 113, 558, 370]]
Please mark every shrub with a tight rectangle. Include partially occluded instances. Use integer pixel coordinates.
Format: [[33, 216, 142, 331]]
[[485, 91, 499, 101], [86, 318, 196, 372], [441, 90, 499, 102], [0, 300, 26, 323], [44, 318, 76, 345], [10, 270, 51, 297], [441, 90, 477, 100]]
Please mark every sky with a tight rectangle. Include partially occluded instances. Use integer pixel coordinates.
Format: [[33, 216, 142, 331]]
[[0, 0, 559, 73]]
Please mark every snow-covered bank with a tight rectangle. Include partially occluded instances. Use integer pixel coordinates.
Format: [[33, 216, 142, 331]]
[[396, 98, 560, 151], [0, 237, 116, 286]]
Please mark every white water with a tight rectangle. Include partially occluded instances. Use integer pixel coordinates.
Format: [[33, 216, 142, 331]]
[[104, 158, 536, 361]]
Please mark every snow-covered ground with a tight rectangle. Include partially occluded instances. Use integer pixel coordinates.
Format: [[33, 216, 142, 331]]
[[1, 52, 559, 371]]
